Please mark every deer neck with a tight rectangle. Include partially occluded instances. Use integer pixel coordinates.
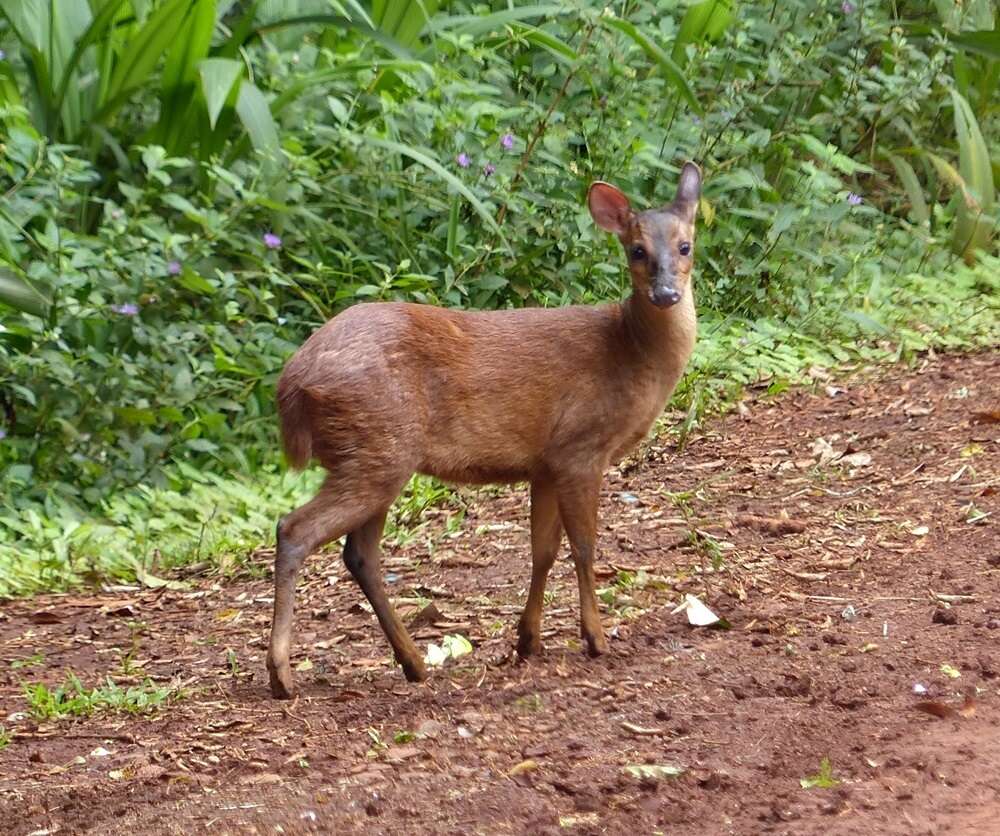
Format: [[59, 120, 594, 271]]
[[619, 289, 697, 377]]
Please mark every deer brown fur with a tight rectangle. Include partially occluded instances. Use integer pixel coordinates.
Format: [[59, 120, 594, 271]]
[[266, 163, 702, 698]]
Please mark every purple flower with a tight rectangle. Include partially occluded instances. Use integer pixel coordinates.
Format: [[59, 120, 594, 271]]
[[500, 133, 514, 150], [456, 152, 471, 168], [0, 50, 6, 61], [263, 232, 282, 249], [0, 428, 6, 441], [847, 192, 863, 206], [110, 302, 140, 316], [167, 260, 181, 276], [841, 1, 855, 12], [483, 162, 496, 177]]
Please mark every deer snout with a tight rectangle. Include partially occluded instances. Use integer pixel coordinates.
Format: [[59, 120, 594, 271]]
[[649, 282, 682, 308]]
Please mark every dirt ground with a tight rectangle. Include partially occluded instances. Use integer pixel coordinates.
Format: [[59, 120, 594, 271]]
[[1, 350, 998, 835]]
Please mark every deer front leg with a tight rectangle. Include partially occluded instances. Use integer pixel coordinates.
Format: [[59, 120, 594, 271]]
[[517, 477, 563, 657], [556, 473, 608, 657]]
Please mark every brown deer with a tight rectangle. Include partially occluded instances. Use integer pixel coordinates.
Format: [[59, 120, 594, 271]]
[[266, 163, 702, 698]]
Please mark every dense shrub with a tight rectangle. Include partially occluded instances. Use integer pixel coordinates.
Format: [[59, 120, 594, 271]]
[[0, 0, 996, 587]]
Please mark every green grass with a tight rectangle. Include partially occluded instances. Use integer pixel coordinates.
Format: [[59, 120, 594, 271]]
[[0, 726, 10, 750], [22, 672, 180, 722], [0, 255, 997, 598]]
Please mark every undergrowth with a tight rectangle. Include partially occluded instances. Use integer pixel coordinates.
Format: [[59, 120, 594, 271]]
[[21, 672, 181, 722], [1, 254, 995, 597]]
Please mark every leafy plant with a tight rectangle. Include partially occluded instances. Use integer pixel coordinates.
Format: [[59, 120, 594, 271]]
[[22, 672, 178, 721], [800, 757, 840, 790]]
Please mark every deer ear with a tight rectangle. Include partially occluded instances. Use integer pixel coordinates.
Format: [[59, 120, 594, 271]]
[[673, 162, 702, 221], [588, 182, 633, 235]]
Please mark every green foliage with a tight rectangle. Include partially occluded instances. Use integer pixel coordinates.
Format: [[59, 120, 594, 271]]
[[0, 0, 997, 594], [800, 757, 840, 790], [22, 671, 178, 721]]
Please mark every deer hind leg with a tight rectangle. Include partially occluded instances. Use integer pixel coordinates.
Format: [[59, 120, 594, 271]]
[[342, 510, 427, 682], [517, 477, 563, 657], [266, 472, 404, 699], [556, 473, 609, 657]]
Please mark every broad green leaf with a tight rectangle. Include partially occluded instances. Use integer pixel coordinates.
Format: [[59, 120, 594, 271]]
[[672, 0, 736, 66], [949, 29, 1000, 61], [602, 17, 701, 114], [235, 81, 282, 161], [200, 58, 243, 130], [0, 266, 49, 316], [950, 89, 994, 261], [888, 154, 930, 227]]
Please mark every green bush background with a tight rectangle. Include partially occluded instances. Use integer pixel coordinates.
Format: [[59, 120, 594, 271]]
[[0, 0, 997, 594]]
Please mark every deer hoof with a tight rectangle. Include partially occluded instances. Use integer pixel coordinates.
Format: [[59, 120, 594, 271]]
[[267, 660, 295, 700], [402, 658, 429, 683], [516, 629, 542, 658], [584, 632, 609, 658]]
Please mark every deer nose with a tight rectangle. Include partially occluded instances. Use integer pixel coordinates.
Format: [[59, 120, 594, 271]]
[[650, 285, 681, 308]]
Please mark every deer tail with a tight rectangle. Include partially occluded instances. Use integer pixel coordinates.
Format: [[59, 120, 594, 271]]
[[276, 370, 312, 470]]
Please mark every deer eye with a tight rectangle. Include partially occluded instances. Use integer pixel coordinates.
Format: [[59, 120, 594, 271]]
[[630, 245, 647, 261], [678, 241, 692, 257]]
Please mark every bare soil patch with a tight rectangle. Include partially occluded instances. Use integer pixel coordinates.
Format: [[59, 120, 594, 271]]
[[2, 351, 998, 835]]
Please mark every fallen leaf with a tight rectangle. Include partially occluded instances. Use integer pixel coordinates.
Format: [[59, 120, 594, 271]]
[[909, 525, 930, 537], [239, 772, 284, 785], [620, 721, 664, 736], [133, 565, 188, 591], [508, 759, 538, 776], [623, 764, 685, 781], [295, 658, 314, 672], [971, 409, 1000, 424], [735, 514, 807, 535], [425, 643, 448, 667], [840, 452, 872, 468], [940, 663, 961, 679], [560, 813, 601, 828], [673, 594, 722, 627], [29, 611, 62, 624], [811, 437, 839, 467], [442, 634, 473, 659]]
